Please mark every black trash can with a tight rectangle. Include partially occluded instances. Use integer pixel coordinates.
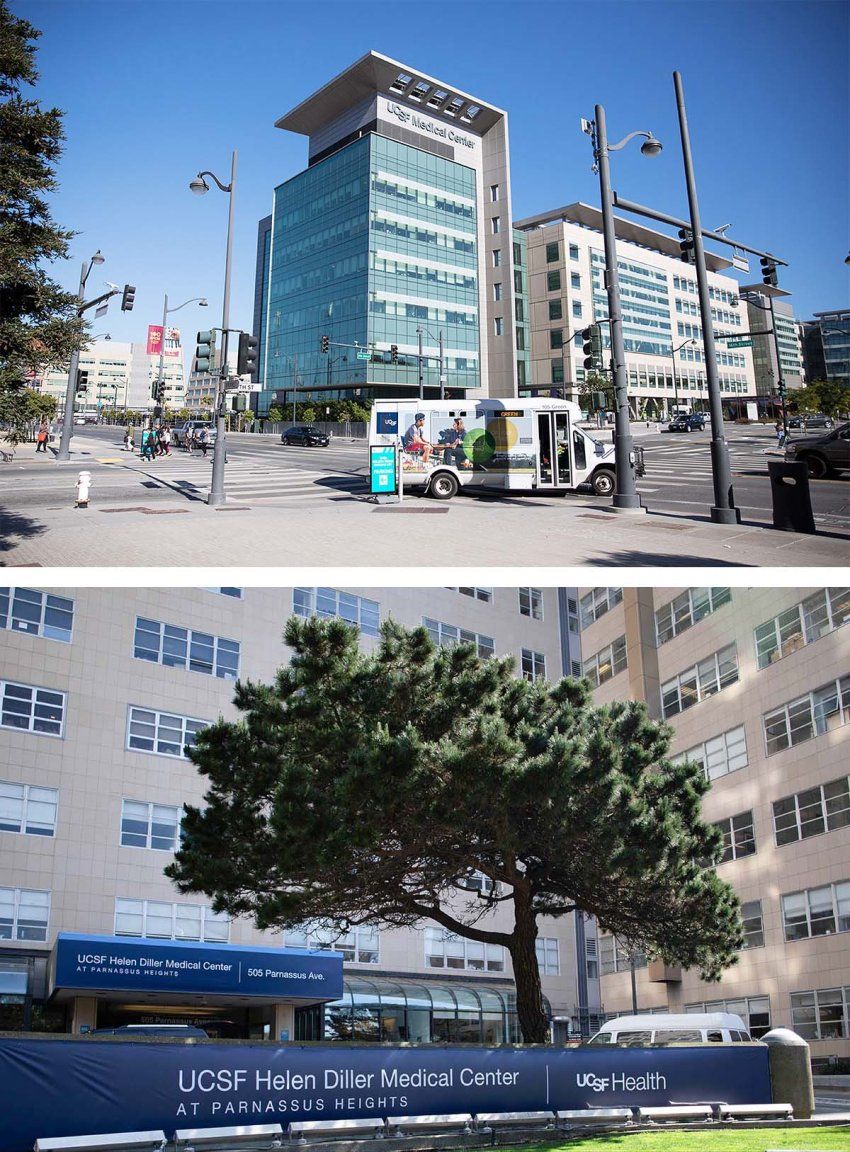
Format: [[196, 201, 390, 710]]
[[768, 460, 816, 534]]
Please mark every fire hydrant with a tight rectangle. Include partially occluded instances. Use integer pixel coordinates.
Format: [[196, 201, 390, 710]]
[[75, 470, 92, 508]]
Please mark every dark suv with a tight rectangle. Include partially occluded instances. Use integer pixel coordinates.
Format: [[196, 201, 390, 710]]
[[281, 425, 329, 447], [667, 413, 706, 432], [785, 421, 850, 479]]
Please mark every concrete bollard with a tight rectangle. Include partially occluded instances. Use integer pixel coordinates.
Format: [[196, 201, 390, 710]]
[[75, 470, 92, 508], [762, 1027, 814, 1119]]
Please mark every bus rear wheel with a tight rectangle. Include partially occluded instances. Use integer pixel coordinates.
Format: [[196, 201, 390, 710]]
[[591, 469, 615, 497], [429, 472, 459, 500]]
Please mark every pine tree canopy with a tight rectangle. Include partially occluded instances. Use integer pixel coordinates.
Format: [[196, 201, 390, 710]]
[[0, 0, 84, 394], [167, 616, 743, 1042]]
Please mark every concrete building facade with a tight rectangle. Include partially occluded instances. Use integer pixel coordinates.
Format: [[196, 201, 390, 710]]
[[514, 204, 758, 418], [800, 310, 850, 389], [254, 52, 524, 414], [578, 585, 850, 1062], [0, 585, 596, 1043], [745, 295, 805, 399]]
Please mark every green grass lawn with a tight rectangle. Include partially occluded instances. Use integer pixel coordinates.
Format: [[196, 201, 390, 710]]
[[523, 1128, 850, 1151]]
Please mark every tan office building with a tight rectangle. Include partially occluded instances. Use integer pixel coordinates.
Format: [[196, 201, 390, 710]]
[[0, 585, 596, 1042], [577, 585, 850, 1062]]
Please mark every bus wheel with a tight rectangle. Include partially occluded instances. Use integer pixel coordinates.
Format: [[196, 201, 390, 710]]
[[591, 469, 615, 497], [429, 472, 459, 500]]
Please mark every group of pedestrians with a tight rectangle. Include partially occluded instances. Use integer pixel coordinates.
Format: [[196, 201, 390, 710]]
[[180, 425, 211, 456], [124, 425, 173, 460]]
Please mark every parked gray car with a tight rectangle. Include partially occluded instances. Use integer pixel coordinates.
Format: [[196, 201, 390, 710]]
[[172, 420, 217, 447], [785, 421, 850, 479]]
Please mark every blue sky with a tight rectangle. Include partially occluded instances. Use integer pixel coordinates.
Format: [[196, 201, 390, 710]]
[[18, 0, 849, 349]]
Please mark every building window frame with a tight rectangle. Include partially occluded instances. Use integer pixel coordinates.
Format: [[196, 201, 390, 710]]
[[546, 241, 560, 263], [133, 617, 240, 680], [114, 897, 230, 942], [423, 618, 494, 659], [763, 674, 850, 756], [583, 636, 627, 688], [0, 781, 58, 837], [655, 588, 732, 646], [660, 644, 739, 719], [284, 923, 379, 964], [671, 725, 748, 783], [0, 680, 65, 737], [685, 996, 770, 1038], [713, 809, 756, 862], [535, 937, 560, 975], [293, 588, 380, 637], [773, 775, 850, 846], [547, 270, 562, 293], [126, 705, 207, 760], [521, 648, 546, 681], [579, 588, 623, 630], [120, 799, 182, 852], [518, 587, 544, 620], [0, 887, 50, 942], [741, 900, 764, 949], [0, 587, 74, 643], [781, 880, 850, 942], [425, 926, 505, 973], [598, 934, 647, 975], [790, 986, 850, 1041], [754, 588, 849, 669]]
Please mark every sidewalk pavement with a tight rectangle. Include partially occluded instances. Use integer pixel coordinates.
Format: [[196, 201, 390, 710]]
[[2, 485, 848, 568]]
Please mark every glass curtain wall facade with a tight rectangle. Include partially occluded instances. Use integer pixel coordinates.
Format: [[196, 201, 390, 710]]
[[261, 134, 480, 412]]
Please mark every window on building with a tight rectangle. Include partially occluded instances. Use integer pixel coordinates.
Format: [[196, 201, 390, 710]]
[[133, 618, 240, 680], [571, 272, 581, 290], [671, 725, 748, 783], [423, 618, 495, 659], [0, 888, 50, 942], [754, 588, 850, 669], [126, 706, 207, 759], [490, 184, 500, 202], [0, 782, 58, 837], [550, 329, 564, 350], [493, 282, 502, 302], [655, 588, 732, 645], [513, 241, 522, 266], [741, 900, 764, 949], [115, 898, 229, 942], [491, 217, 501, 235], [660, 644, 739, 718], [598, 934, 647, 975], [579, 588, 623, 629], [494, 317, 504, 337], [521, 649, 546, 681], [547, 270, 561, 293], [293, 588, 380, 636], [447, 586, 493, 603], [773, 775, 850, 846], [569, 244, 580, 261], [203, 587, 243, 598], [425, 926, 504, 972], [515, 328, 525, 352], [572, 301, 583, 319], [0, 681, 65, 737], [120, 799, 181, 851], [686, 996, 771, 1038], [492, 249, 502, 268], [0, 588, 74, 642], [790, 987, 850, 1041], [713, 810, 756, 862], [548, 299, 563, 321], [551, 360, 565, 385], [763, 675, 850, 756], [519, 588, 543, 620], [456, 871, 499, 896], [583, 636, 627, 687], [285, 923, 379, 963], [782, 880, 850, 941], [535, 937, 560, 975], [546, 241, 560, 263]]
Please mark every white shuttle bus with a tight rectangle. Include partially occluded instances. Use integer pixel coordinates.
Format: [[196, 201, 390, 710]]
[[369, 397, 640, 500]]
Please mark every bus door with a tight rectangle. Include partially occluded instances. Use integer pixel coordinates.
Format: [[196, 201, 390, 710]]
[[536, 412, 572, 489]]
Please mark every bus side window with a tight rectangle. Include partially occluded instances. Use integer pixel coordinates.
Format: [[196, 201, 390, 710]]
[[573, 430, 587, 471], [707, 1031, 724, 1043]]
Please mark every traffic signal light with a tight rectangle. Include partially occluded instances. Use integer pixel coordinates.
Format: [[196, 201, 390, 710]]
[[390, 344, 398, 364], [120, 284, 136, 312], [678, 229, 695, 265], [761, 257, 778, 287], [195, 331, 215, 372], [320, 334, 330, 354], [581, 325, 603, 370], [75, 369, 89, 393], [150, 380, 165, 403], [237, 332, 259, 375]]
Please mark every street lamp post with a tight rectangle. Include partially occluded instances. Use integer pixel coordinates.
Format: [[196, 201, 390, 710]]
[[584, 109, 662, 511], [673, 71, 740, 524], [56, 250, 104, 461], [155, 294, 207, 428], [415, 326, 446, 398], [190, 151, 236, 507], [416, 327, 424, 399], [670, 338, 694, 414]]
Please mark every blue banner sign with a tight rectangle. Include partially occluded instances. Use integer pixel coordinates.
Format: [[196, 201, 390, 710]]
[[50, 933, 343, 1001], [0, 1039, 772, 1150], [370, 445, 398, 495]]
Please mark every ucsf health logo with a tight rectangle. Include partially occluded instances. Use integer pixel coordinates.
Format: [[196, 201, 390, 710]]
[[577, 1071, 668, 1093]]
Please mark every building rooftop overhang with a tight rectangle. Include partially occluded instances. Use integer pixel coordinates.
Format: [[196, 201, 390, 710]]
[[739, 282, 791, 299], [514, 201, 734, 273], [276, 50, 505, 137]]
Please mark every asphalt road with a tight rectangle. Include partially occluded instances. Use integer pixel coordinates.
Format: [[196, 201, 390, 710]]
[[4, 423, 848, 536]]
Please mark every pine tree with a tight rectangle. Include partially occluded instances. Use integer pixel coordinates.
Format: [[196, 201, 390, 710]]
[[167, 617, 743, 1043], [0, 1, 83, 416]]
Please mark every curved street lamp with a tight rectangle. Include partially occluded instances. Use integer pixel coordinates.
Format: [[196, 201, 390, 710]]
[[153, 295, 208, 425], [582, 112, 662, 511], [189, 154, 237, 506]]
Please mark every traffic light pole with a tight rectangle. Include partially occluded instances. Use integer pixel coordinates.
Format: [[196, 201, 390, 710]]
[[208, 150, 237, 508], [57, 259, 94, 462], [155, 292, 169, 428], [674, 71, 740, 525], [594, 104, 643, 512]]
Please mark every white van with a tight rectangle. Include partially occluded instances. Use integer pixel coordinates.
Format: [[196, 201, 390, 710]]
[[369, 397, 642, 500], [587, 1013, 753, 1046]]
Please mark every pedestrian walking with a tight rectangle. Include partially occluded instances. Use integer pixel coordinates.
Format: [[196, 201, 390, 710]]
[[141, 428, 156, 461], [35, 421, 49, 453], [197, 427, 209, 457], [161, 426, 171, 456], [185, 426, 194, 453], [123, 426, 135, 453]]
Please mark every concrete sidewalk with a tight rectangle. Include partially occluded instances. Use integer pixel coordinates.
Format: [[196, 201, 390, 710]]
[[2, 486, 848, 567]]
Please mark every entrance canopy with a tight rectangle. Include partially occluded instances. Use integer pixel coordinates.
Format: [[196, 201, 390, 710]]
[[48, 933, 343, 1004]]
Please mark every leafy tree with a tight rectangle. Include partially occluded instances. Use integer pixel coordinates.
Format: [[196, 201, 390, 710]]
[[266, 405, 284, 424], [0, 2, 84, 420], [168, 618, 743, 1043], [0, 383, 55, 447], [790, 379, 850, 419], [576, 371, 613, 412], [301, 406, 316, 422]]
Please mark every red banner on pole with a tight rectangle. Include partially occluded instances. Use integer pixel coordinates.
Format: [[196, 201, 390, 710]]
[[146, 325, 163, 356]]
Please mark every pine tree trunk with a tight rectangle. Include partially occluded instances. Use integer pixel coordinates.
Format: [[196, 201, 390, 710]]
[[509, 897, 549, 1043]]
